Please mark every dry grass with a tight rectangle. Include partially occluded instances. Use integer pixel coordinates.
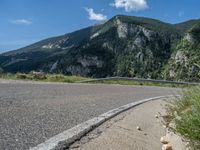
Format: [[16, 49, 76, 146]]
[[166, 86, 200, 149], [0, 72, 90, 83]]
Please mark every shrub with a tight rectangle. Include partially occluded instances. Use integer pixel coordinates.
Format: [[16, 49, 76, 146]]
[[16, 73, 29, 79], [167, 86, 200, 149], [30, 71, 47, 80]]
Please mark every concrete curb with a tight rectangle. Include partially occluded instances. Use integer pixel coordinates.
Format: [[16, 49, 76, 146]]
[[30, 95, 178, 150]]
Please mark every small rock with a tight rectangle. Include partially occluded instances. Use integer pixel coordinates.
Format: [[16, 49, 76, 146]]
[[155, 114, 159, 118], [160, 136, 169, 144], [162, 144, 173, 150], [70, 144, 80, 149], [136, 126, 141, 131]]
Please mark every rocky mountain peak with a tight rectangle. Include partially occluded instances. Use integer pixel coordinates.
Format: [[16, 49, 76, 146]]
[[0, 15, 200, 81]]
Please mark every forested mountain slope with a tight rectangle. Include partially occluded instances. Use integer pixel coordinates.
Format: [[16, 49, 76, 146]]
[[0, 15, 199, 81]]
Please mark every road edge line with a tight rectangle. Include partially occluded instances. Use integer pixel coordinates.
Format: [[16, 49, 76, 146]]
[[30, 95, 178, 150]]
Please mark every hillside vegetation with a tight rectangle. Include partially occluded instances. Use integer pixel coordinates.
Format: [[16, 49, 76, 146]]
[[0, 15, 200, 81], [0, 72, 89, 83], [163, 23, 200, 81]]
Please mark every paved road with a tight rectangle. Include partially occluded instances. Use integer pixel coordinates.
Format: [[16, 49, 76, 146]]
[[0, 80, 182, 150]]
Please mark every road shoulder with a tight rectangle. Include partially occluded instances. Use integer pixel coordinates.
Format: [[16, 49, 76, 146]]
[[69, 99, 188, 150]]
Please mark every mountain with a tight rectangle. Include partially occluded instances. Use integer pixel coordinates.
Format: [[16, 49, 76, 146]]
[[0, 15, 200, 80], [163, 22, 200, 81]]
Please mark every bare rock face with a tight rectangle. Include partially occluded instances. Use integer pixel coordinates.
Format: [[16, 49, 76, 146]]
[[114, 16, 155, 40], [90, 32, 101, 40], [50, 61, 58, 72], [175, 51, 188, 64], [115, 18, 128, 38], [66, 66, 90, 75], [134, 37, 144, 48], [41, 37, 70, 49], [115, 19, 154, 46], [65, 56, 104, 76], [78, 56, 103, 68], [42, 43, 54, 49], [137, 25, 154, 40], [184, 33, 193, 43]]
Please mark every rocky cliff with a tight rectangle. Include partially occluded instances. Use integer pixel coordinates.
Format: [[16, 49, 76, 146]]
[[163, 23, 200, 81], [0, 15, 199, 80]]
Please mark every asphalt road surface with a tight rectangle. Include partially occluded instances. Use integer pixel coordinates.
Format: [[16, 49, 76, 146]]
[[0, 80, 182, 150]]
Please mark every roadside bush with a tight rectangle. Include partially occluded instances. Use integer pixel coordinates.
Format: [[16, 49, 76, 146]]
[[30, 71, 47, 80], [16, 73, 29, 79], [167, 86, 200, 149], [1, 72, 89, 83], [16, 72, 47, 80], [47, 74, 88, 83]]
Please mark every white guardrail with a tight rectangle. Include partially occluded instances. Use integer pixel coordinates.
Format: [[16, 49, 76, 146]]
[[78, 77, 198, 86]]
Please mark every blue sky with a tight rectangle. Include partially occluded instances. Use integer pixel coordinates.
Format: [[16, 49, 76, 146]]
[[0, 0, 200, 52]]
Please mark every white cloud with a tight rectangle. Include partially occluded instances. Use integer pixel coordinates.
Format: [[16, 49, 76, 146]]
[[110, 0, 148, 12], [178, 11, 184, 17], [9, 19, 32, 25], [85, 8, 107, 21]]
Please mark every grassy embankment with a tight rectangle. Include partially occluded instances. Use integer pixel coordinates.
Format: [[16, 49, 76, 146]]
[[0, 72, 194, 88], [0, 73, 89, 83], [166, 86, 200, 149]]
